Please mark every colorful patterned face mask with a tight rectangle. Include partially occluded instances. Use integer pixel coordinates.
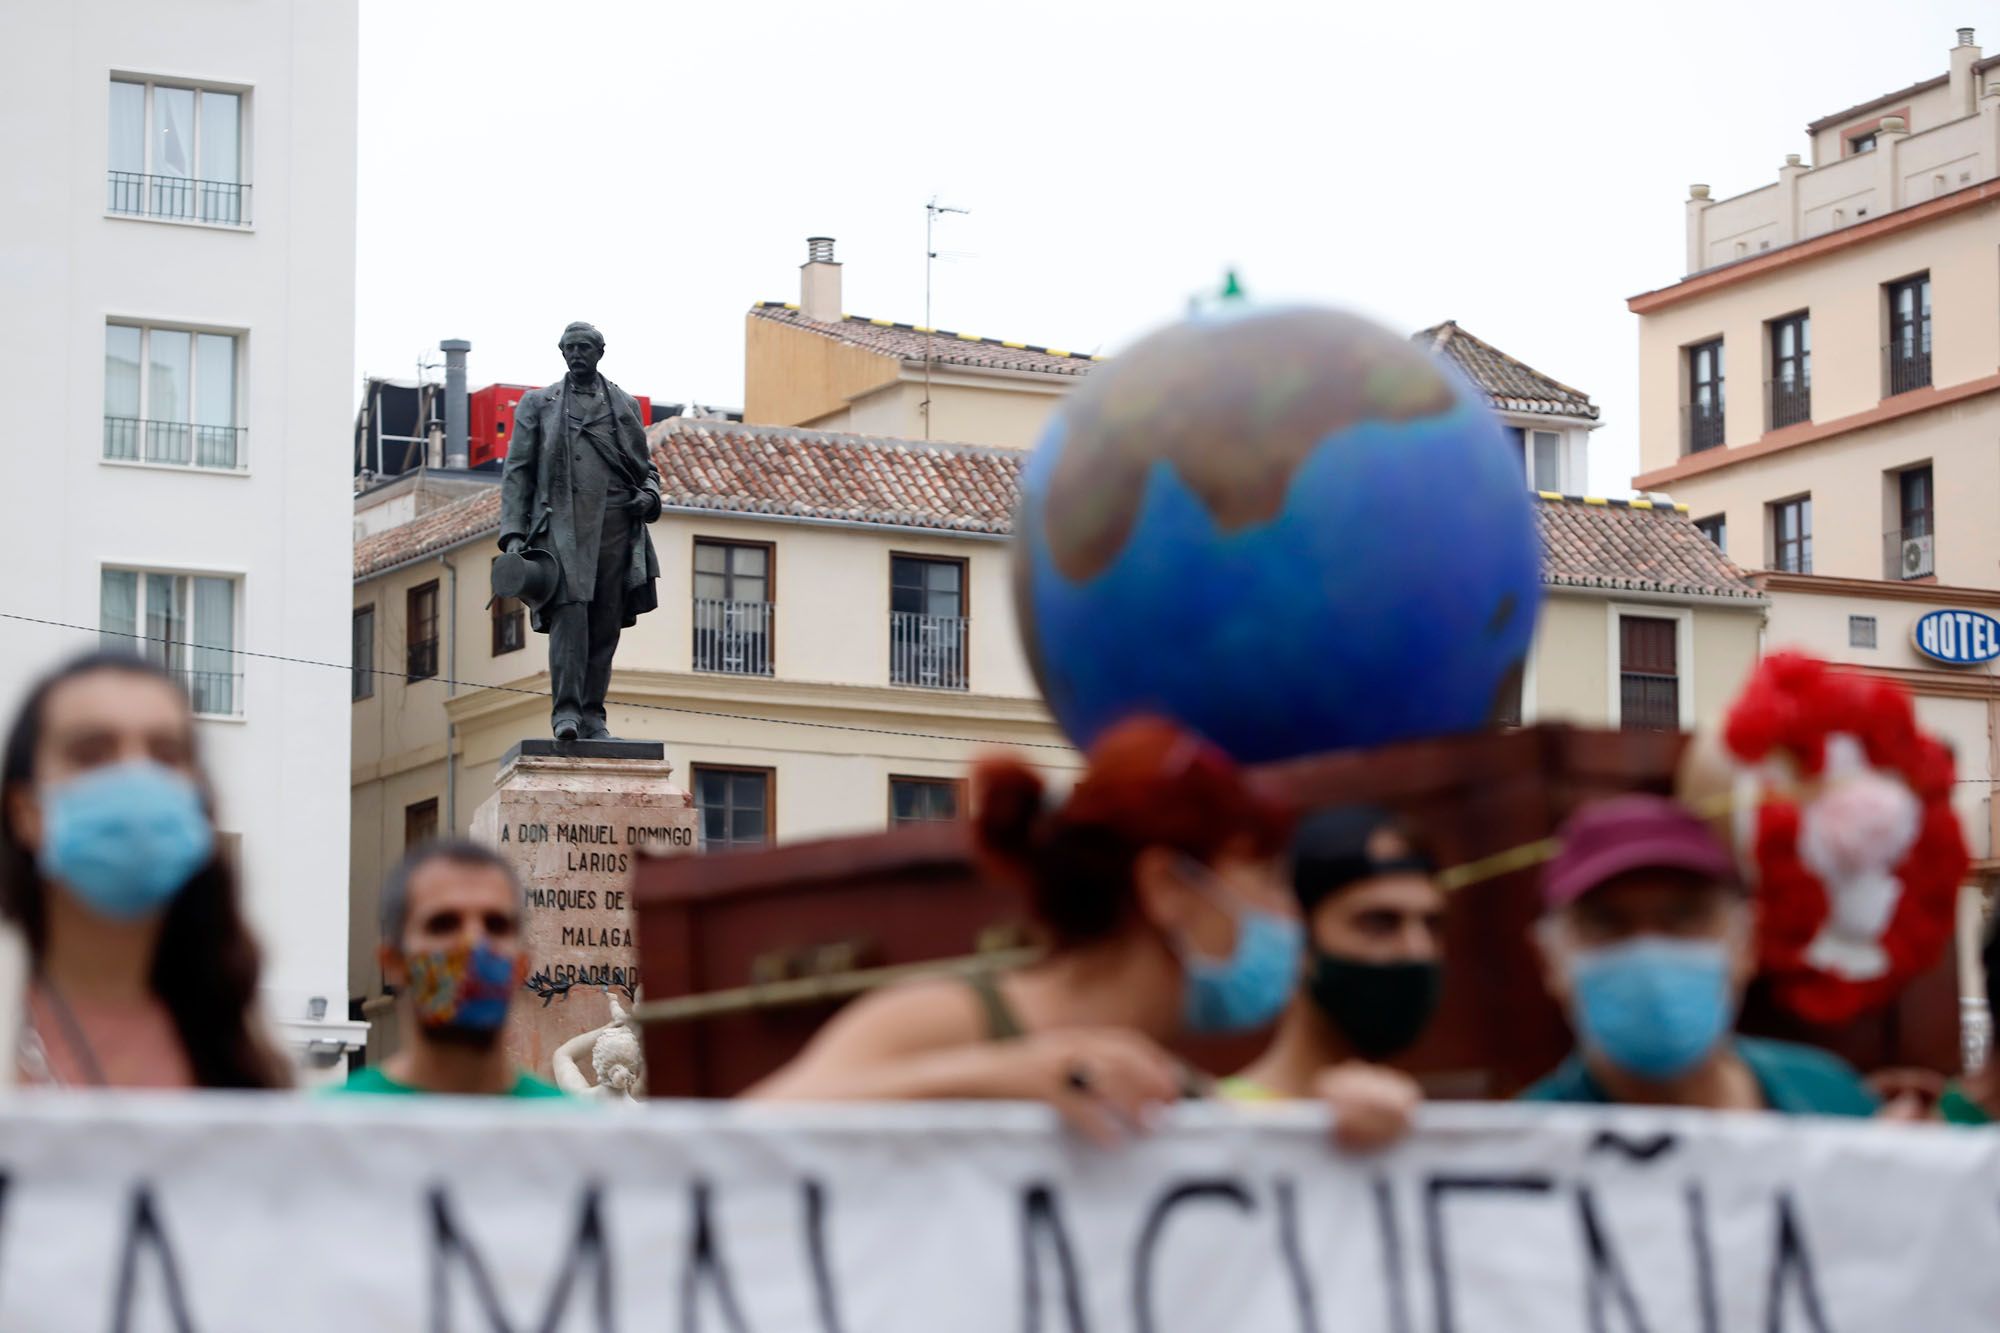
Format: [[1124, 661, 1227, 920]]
[[404, 940, 522, 1043]]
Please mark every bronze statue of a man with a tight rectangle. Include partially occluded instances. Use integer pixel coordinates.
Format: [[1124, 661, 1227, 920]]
[[496, 322, 662, 740]]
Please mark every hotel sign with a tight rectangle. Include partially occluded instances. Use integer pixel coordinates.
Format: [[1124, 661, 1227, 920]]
[[1912, 608, 2000, 666]]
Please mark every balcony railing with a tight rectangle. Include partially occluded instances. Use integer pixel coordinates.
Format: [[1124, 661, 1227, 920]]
[[1765, 375, 1812, 430], [103, 417, 246, 470], [406, 638, 438, 681], [1620, 674, 1679, 731], [106, 171, 250, 226], [692, 597, 772, 675], [1884, 526, 1936, 581], [890, 611, 969, 690], [1885, 342, 1932, 396], [1681, 401, 1725, 453], [173, 669, 242, 718]]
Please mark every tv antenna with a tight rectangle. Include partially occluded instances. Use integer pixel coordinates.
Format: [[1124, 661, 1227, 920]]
[[923, 196, 970, 440]]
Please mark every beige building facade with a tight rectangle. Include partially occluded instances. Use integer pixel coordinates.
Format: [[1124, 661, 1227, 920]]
[[1630, 26, 2000, 1032], [742, 238, 1097, 449]]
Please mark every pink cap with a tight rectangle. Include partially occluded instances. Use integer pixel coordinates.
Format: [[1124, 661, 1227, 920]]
[[1541, 794, 1736, 911]]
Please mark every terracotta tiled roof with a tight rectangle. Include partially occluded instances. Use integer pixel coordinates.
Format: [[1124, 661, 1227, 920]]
[[648, 421, 1020, 533], [353, 488, 502, 580], [749, 303, 1102, 376], [354, 433, 1757, 605], [1413, 322, 1600, 420], [1537, 494, 1761, 600]]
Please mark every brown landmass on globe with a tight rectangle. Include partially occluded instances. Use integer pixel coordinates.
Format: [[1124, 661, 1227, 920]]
[[1037, 308, 1459, 583]]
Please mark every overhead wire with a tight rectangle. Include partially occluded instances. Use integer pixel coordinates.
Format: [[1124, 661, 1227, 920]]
[[0, 612, 1078, 752]]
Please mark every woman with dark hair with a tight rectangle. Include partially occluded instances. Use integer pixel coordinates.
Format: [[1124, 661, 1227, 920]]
[[752, 717, 1303, 1142], [0, 651, 289, 1089]]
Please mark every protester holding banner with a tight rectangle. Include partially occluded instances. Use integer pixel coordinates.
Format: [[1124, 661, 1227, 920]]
[[332, 840, 562, 1098], [752, 717, 1300, 1143], [1225, 806, 1445, 1146], [0, 651, 290, 1089], [1523, 794, 1876, 1115]]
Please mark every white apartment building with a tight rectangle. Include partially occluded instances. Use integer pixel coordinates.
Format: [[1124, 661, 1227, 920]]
[[0, 0, 363, 1069]]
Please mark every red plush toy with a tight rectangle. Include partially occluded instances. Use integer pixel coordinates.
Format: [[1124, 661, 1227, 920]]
[[1706, 652, 1968, 1026]]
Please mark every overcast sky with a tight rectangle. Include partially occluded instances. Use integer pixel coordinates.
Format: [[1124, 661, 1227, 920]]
[[356, 2, 1978, 497]]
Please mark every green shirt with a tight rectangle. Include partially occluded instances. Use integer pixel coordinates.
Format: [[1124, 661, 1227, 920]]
[[1938, 1082, 1993, 1125], [1519, 1037, 1878, 1117], [329, 1066, 568, 1099]]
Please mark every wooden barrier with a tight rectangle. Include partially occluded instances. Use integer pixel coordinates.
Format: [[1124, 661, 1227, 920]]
[[634, 724, 1959, 1097]]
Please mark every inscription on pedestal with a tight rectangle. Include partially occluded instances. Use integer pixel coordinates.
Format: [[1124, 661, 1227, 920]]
[[471, 754, 695, 1075]]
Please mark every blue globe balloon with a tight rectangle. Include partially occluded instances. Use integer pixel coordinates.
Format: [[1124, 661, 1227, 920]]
[[1012, 305, 1541, 763]]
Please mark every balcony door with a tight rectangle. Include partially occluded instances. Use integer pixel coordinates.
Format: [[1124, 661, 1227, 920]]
[[890, 555, 967, 689], [692, 540, 772, 675]]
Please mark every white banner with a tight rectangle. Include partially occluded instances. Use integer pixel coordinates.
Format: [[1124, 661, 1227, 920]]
[[0, 1094, 1994, 1331]]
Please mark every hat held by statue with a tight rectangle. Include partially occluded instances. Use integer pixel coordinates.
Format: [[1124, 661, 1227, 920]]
[[491, 544, 559, 609]]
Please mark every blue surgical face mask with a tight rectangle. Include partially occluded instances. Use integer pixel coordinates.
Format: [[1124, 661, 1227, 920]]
[[1567, 936, 1735, 1081], [37, 761, 215, 921], [1175, 862, 1302, 1034]]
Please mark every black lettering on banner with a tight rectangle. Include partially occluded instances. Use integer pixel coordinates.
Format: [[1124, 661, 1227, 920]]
[[1588, 1131, 1680, 1163], [1686, 1184, 1720, 1333], [428, 1183, 612, 1333], [1371, 1176, 1412, 1333], [1575, 1186, 1652, 1333], [1273, 1179, 1322, 1333], [110, 1186, 198, 1333], [1132, 1179, 1254, 1333], [1423, 1174, 1555, 1333], [1764, 1191, 1833, 1333], [682, 1181, 749, 1333], [1020, 1184, 1090, 1333], [804, 1180, 847, 1333]]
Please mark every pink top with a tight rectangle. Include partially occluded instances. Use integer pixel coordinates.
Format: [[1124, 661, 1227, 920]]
[[19, 986, 195, 1089]]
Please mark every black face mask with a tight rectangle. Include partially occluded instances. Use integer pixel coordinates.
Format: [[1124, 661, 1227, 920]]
[[1304, 954, 1442, 1060]]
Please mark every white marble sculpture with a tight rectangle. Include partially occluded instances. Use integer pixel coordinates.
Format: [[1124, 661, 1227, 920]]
[[551, 993, 645, 1101]]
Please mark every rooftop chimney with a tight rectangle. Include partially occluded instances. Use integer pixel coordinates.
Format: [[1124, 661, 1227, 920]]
[[800, 236, 842, 323], [1952, 28, 1983, 114], [441, 339, 471, 470]]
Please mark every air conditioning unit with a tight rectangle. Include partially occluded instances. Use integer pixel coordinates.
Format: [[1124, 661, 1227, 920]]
[[1901, 534, 1935, 579]]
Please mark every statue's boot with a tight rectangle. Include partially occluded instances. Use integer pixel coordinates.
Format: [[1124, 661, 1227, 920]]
[[553, 715, 581, 742]]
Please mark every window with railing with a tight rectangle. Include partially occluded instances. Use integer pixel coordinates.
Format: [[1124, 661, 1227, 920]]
[[1885, 275, 1932, 395], [1619, 615, 1680, 732], [107, 78, 248, 225], [890, 777, 963, 826], [406, 581, 439, 681], [1771, 496, 1812, 574], [352, 606, 375, 701], [890, 555, 968, 690], [1684, 339, 1724, 452], [1767, 313, 1811, 429], [100, 567, 241, 716], [1885, 464, 1935, 580], [692, 540, 772, 675], [104, 323, 244, 469], [693, 766, 771, 850]]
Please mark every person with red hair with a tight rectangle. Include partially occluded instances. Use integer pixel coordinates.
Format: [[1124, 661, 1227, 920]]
[[751, 717, 1307, 1142]]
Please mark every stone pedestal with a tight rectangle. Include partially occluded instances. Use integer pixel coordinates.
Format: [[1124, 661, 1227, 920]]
[[470, 739, 695, 1076]]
